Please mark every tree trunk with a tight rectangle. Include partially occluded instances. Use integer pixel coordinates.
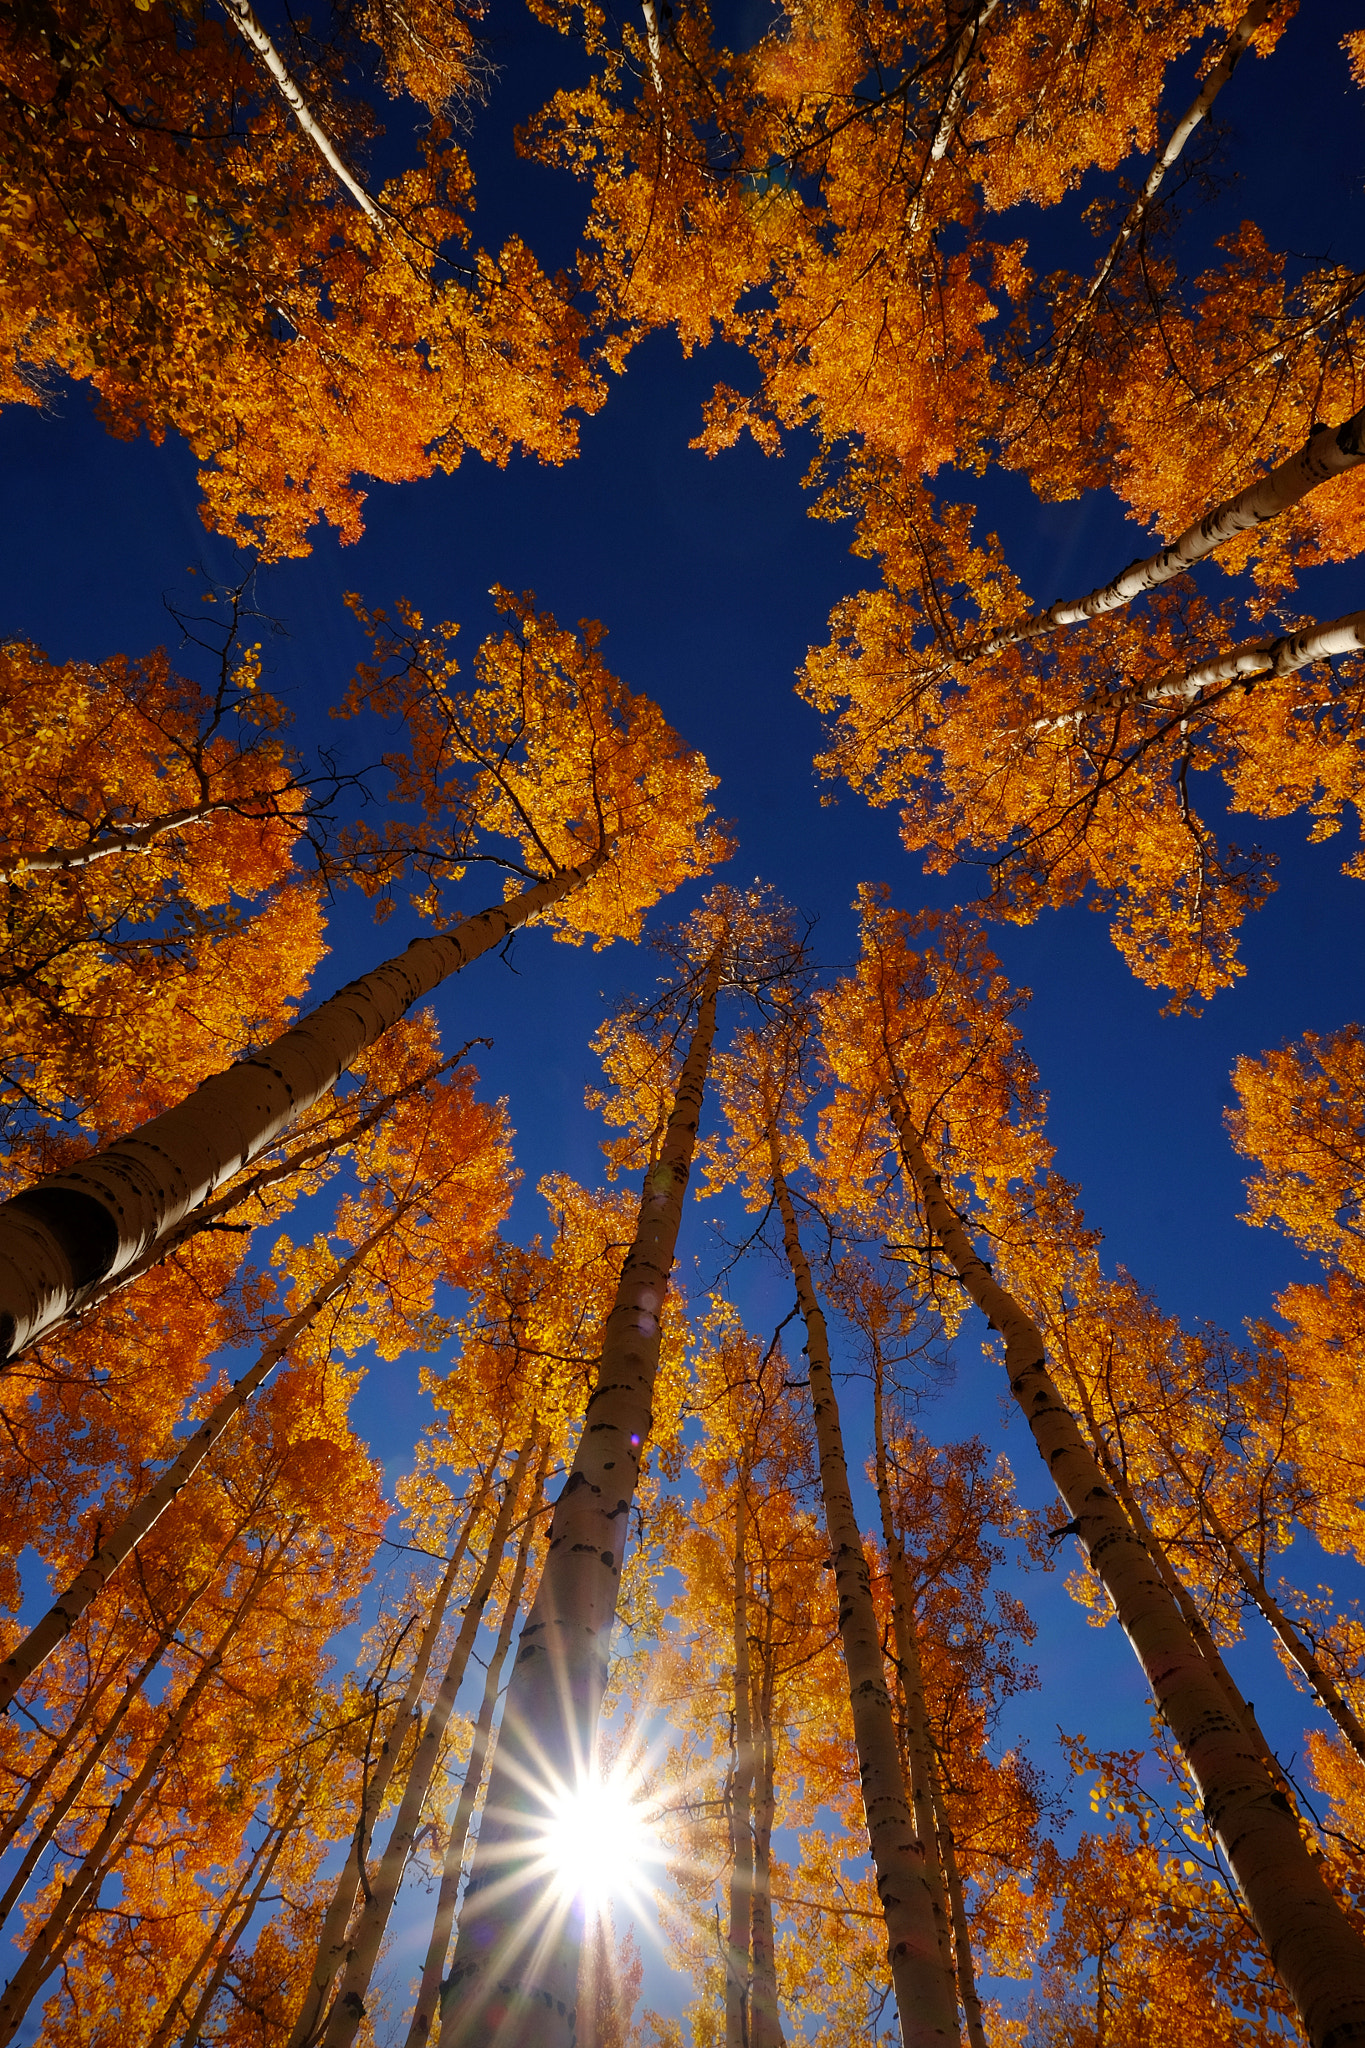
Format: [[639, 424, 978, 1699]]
[[0, 1201, 412, 1712], [1156, 1433, 1365, 1769], [404, 1444, 550, 2048], [87, 1045, 472, 1315], [887, 1096, 1365, 2048], [868, 1334, 957, 2003], [0, 797, 249, 883], [0, 846, 610, 1364], [1028, 609, 1365, 736], [286, 1459, 500, 2048], [0, 1529, 247, 1924], [320, 1439, 539, 2048], [929, 1761, 986, 2048], [0, 1548, 277, 2046], [749, 1611, 784, 2048], [770, 1141, 959, 2048], [725, 1475, 755, 2048], [218, 0, 389, 226], [1057, 1368, 1300, 1799], [443, 947, 723, 2048]]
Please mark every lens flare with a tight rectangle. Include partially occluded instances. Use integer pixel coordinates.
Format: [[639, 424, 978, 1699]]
[[539, 1772, 654, 1912]]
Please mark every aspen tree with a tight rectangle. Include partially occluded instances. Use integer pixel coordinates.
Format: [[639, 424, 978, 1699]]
[[285, 1461, 503, 2048], [0, 1536, 286, 2044], [711, 998, 961, 2044], [404, 1444, 551, 2046], [725, 1473, 757, 2048], [320, 1441, 540, 2045], [839, 1260, 971, 2037], [0, 1030, 510, 1705], [0, 604, 725, 1362], [818, 896, 1365, 2048], [444, 889, 776, 2046]]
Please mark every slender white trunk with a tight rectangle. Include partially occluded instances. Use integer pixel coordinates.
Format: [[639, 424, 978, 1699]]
[[976, 416, 1365, 668], [748, 1619, 783, 2048], [929, 1761, 986, 2048], [869, 1341, 957, 2004], [771, 1143, 958, 2048], [286, 1463, 500, 2048], [905, 0, 1001, 235], [1155, 1433, 1365, 1767], [0, 1203, 410, 1713], [886, 1096, 1365, 2048], [0, 847, 610, 1364], [442, 951, 723, 2048], [320, 1442, 538, 2048], [725, 1477, 755, 2048], [0, 1554, 276, 2045], [0, 798, 254, 884], [217, 0, 388, 227], [406, 1447, 550, 2048]]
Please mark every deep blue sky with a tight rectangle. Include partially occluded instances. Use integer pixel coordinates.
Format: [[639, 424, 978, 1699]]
[[3, 0, 1364, 2032]]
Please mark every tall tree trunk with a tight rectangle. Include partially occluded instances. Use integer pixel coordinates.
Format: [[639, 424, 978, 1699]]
[[0, 1527, 248, 1921], [320, 1439, 539, 2048], [725, 1474, 755, 2048], [886, 1096, 1365, 2048], [0, 1200, 412, 1712], [0, 1536, 234, 1863], [404, 1443, 550, 2048], [770, 1139, 959, 2048], [1155, 1432, 1365, 1768], [749, 1607, 784, 2048], [286, 1459, 500, 2048], [151, 1764, 323, 2048], [443, 948, 724, 2048], [0, 796, 261, 883], [928, 1761, 986, 2048], [868, 1333, 957, 1998], [218, 0, 389, 226], [1057, 1367, 1299, 1797], [0, 1546, 278, 2046], [0, 847, 610, 1364], [94, 1045, 473, 1312]]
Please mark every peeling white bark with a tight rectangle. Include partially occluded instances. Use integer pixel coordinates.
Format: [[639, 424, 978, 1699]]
[[442, 950, 723, 2048], [0, 1203, 410, 1714], [0, 849, 610, 1364], [887, 1097, 1365, 2048], [217, 0, 389, 228], [772, 1144, 958, 2048]]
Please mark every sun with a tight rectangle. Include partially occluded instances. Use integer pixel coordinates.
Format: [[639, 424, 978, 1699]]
[[538, 1770, 656, 1913]]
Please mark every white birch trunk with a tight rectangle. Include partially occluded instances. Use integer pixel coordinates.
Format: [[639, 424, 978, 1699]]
[[870, 1342, 958, 2004], [887, 1097, 1365, 2048], [0, 1203, 410, 1713], [217, 0, 389, 226], [0, 798, 250, 883], [1155, 1434, 1365, 1768], [749, 1624, 784, 2048], [770, 1144, 959, 2048], [320, 1442, 538, 2048], [0, 1554, 275, 2045], [976, 417, 1365, 668], [406, 1447, 549, 2048], [725, 1478, 755, 2048], [0, 848, 608, 1363], [442, 950, 723, 2048], [286, 1463, 499, 2048], [929, 1763, 986, 2048]]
